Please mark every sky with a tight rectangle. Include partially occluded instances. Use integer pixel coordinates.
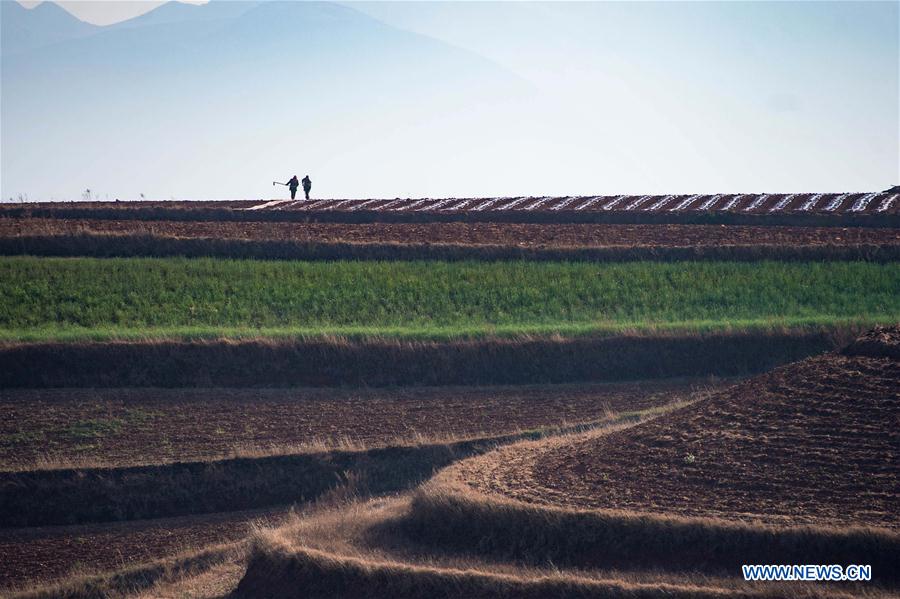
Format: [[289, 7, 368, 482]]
[[3, 0, 899, 201], [17, 0, 207, 25]]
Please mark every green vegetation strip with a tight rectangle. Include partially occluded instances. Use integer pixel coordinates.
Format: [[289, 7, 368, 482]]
[[0, 257, 897, 342]]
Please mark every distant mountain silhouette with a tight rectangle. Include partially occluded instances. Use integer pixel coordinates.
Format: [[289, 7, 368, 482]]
[[1, 0, 526, 200], [108, 0, 262, 30], [1, 1, 99, 55]]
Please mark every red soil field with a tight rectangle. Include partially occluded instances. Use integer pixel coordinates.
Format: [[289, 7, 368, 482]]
[[2, 218, 899, 248], [0, 380, 719, 470], [0, 506, 277, 590], [454, 328, 900, 528]]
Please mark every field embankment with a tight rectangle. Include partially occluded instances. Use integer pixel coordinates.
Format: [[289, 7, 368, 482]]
[[0, 437, 510, 528], [4, 218, 899, 247], [233, 492, 877, 599], [10, 234, 900, 263], [0, 330, 846, 388], [237, 542, 759, 599], [402, 488, 900, 583]]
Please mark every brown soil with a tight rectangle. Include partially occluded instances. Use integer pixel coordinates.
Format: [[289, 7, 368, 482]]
[[0, 381, 713, 591], [0, 507, 278, 590], [454, 333, 900, 528], [0, 380, 718, 470], [842, 324, 900, 360], [6, 197, 899, 231], [3, 218, 899, 248]]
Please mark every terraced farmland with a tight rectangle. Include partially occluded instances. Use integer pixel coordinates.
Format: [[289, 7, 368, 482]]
[[233, 328, 900, 599], [445, 344, 899, 527], [2, 199, 897, 599], [0, 379, 719, 591]]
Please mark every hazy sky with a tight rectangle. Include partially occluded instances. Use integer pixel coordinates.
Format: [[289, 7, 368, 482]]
[[17, 0, 207, 25], [3, 1, 899, 201]]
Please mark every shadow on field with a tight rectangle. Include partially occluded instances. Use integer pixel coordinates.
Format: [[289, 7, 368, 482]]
[[0, 430, 566, 528], [0, 330, 844, 388]]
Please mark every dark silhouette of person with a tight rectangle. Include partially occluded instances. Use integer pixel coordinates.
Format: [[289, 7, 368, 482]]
[[302, 175, 312, 200], [287, 175, 299, 200]]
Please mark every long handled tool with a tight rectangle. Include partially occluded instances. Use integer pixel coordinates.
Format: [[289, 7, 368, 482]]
[[273, 181, 288, 186]]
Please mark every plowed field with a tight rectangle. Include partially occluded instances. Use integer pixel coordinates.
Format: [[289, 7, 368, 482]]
[[0, 380, 718, 470], [0, 379, 720, 591], [3, 218, 899, 247], [0, 508, 270, 589], [239, 192, 900, 214], [452, 329, 900, 527]]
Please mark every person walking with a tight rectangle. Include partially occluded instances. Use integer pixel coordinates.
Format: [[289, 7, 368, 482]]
[[286, 175, 300, 200], [302, 175, 312, 200]]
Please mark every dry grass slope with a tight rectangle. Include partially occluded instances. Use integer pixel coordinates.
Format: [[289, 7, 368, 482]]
[[234, 491, 879, 599], [404, 485, 900, 581], [0, 329, 849, 388], [236, 541, 753, 599]]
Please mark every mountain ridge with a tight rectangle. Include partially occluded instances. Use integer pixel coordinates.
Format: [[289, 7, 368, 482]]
[[1, 0, 527, 201]]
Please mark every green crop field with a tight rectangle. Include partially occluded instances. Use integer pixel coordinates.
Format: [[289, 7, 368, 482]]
[[0, 256, 897, 342]]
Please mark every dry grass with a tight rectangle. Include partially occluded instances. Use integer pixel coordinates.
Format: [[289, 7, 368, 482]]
[[0, 403, 685, 595], [128, 560, 246, 599], [7, 430, 477, 473], [233, 491, 884, 599], [406, 476, 900, 583], [6, 542, 244, 599]]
